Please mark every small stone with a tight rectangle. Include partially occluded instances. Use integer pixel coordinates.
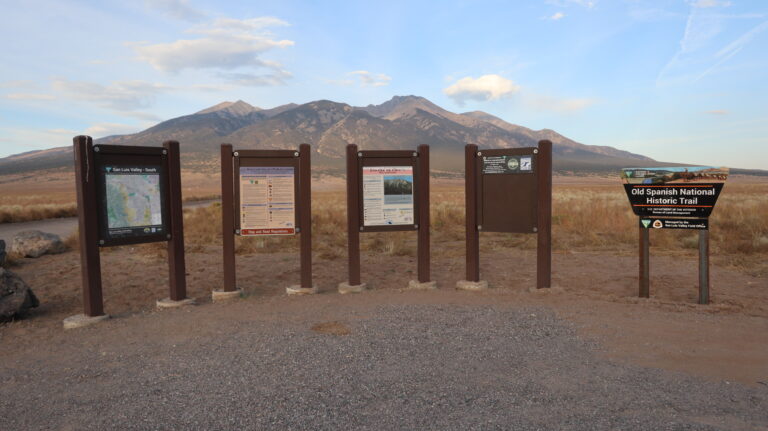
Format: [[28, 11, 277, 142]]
[[0, 267, 40, 321], [11, 230, 66, 258]]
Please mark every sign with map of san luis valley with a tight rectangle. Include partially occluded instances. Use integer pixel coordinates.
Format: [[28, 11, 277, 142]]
[[622, 166, 729, 220]]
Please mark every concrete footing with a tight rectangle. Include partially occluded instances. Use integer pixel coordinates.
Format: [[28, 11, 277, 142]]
[[212, 288, 242, 303], [156, 297, 196, 309], [63, 314, 109, 330], [407, 280, 437, 290], [338, 282, 366, 294], [455, 280, 489, 291], [286, 285, 318, 295]]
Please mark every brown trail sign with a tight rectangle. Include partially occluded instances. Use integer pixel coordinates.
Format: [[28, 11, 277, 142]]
[[621, 166, 729, 304], [66, 136, 189, 329], [459, 141, 552, 290], [340, 144, 433, 292], [219, 144, 313, 299]]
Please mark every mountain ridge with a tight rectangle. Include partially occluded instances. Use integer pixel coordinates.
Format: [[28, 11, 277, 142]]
[[0, 95, 696, 176]]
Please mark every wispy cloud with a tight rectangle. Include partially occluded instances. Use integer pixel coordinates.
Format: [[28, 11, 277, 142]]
[[84, 122, 142, 137], [546, 0, 597, 9], [5, 93, 55, 101], [349, 71, 391, 87], [522, 93, 597, 113], [133, 16, 294, 86], [705, 109, 729, 115], [443, 74, 520, 105], [52, 78, 168, 120], [145, 0, 206, 22], [657, 1, 767, 85], [549, 12, 565, 21]]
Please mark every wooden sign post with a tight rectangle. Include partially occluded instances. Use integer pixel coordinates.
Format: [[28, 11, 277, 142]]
[[622, 166, 728, 304], [459, 140, 552, 290], [65, 136, 190, 329], [218, 143, 313, 300], [340, 144, 433, 293]]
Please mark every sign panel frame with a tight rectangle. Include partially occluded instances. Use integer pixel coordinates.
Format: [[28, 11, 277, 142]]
[[357, 151, 420, 233], [93, 145, 170, 247], [234, 151, 301, 236], [476, 147, 539, 234]]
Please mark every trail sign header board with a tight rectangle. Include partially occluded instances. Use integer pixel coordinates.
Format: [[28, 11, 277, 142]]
[[94, 145, 170, 246], [621, 166, 728, 218]]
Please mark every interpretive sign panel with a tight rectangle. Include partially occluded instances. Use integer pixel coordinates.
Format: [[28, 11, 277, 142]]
[[622, 166, 728, 218], [363, 166, 415, 226], [94, 149, 169, 246], [239, 166, 296, 235], [477, 148, 539, 233], [640, 218, 709, 230]]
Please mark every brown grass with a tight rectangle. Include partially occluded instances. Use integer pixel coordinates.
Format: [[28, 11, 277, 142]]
[[42, 182, 768, 277]]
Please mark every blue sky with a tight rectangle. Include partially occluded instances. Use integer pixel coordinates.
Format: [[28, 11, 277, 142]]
[[1, 0, 767, 169]]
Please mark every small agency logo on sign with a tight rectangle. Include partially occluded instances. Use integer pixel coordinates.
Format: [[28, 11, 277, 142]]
[[621, 166, 728, 218]]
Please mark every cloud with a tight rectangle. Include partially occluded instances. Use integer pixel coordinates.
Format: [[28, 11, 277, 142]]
[[522, 93, 596, 113], [550, 12, 565, 20], [705, 109, 729, 115], [145, 0, 206, 22], [657, 3, 767, 85], [84, 123, 141, 137], [443, 74, 520, 105], [52, 78, 168, 119], [133, 16, 293, 86], [690, 0, 732, 8], [547, 0, 596, 9], [0, 80, 35, 89], [5, 93, 55, 101], [348, 71, 392, 87]]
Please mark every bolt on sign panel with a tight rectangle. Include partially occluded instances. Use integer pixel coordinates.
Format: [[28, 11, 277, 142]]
[[621, 166, 728, 218], [234, 154, 301, 236], [478, 148, 538, 233], [94, 146, 170, 246], [239, 166, 296, 235]]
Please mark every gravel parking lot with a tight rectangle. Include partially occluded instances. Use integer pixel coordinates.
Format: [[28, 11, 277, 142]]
[[1, 295, 766, 430]]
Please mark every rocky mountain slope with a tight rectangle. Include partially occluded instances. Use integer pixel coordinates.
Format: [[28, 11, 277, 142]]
[[0, 95, 656, 175]]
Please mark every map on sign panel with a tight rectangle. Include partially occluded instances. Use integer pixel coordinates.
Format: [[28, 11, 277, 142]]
[[105, 167, 163, 229]]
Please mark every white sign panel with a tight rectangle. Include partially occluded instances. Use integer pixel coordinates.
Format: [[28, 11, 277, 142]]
[[362, 166, 414, 226], [239, 166, 295, 235]]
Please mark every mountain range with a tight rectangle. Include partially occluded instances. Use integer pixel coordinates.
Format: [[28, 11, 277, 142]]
[[0, 95, 692, 176]]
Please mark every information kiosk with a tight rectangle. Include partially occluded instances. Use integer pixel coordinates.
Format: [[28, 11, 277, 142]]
[[66, 136, 189, 329], [340, 144, 433, 293], [459, 140, 552, 290], [219, 144, 313, 299]]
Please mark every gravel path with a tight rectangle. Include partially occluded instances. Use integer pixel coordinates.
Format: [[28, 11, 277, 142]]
[[1, 303, 766, 430]]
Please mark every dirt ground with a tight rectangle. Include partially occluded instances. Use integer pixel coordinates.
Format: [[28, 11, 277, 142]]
[[2, 244, 766, 387]]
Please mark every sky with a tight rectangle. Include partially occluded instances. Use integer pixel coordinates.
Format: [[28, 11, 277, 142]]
[[1, 0, 767, 169]]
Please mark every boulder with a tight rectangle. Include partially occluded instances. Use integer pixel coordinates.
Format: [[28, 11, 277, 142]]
[[0, 239, 6, 266], [0, 267, 39, 321], [11, 230, 66, 258]]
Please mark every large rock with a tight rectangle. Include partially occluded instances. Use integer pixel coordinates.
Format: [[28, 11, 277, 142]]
[[0, 267, 39, 321], [0, 239, 6, 266], [11, 230, 66, 258]]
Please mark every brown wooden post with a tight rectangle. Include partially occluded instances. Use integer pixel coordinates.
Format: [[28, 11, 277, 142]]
[[163, 141, 187, 301], [698, 229, 710, 304], [465, 144, 480, 282], [73, 136, 104, 317], [536, 140, 552, 289], [639, 226, 650, 298], [346, 144, 361, 286], [299, 143, 313, 289], [417, 144, 431, 283], [221, 144, 237, 292]]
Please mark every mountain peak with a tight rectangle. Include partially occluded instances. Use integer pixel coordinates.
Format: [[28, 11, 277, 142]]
[[359, 95, 444, 119], [196, 100, 261, 116]]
